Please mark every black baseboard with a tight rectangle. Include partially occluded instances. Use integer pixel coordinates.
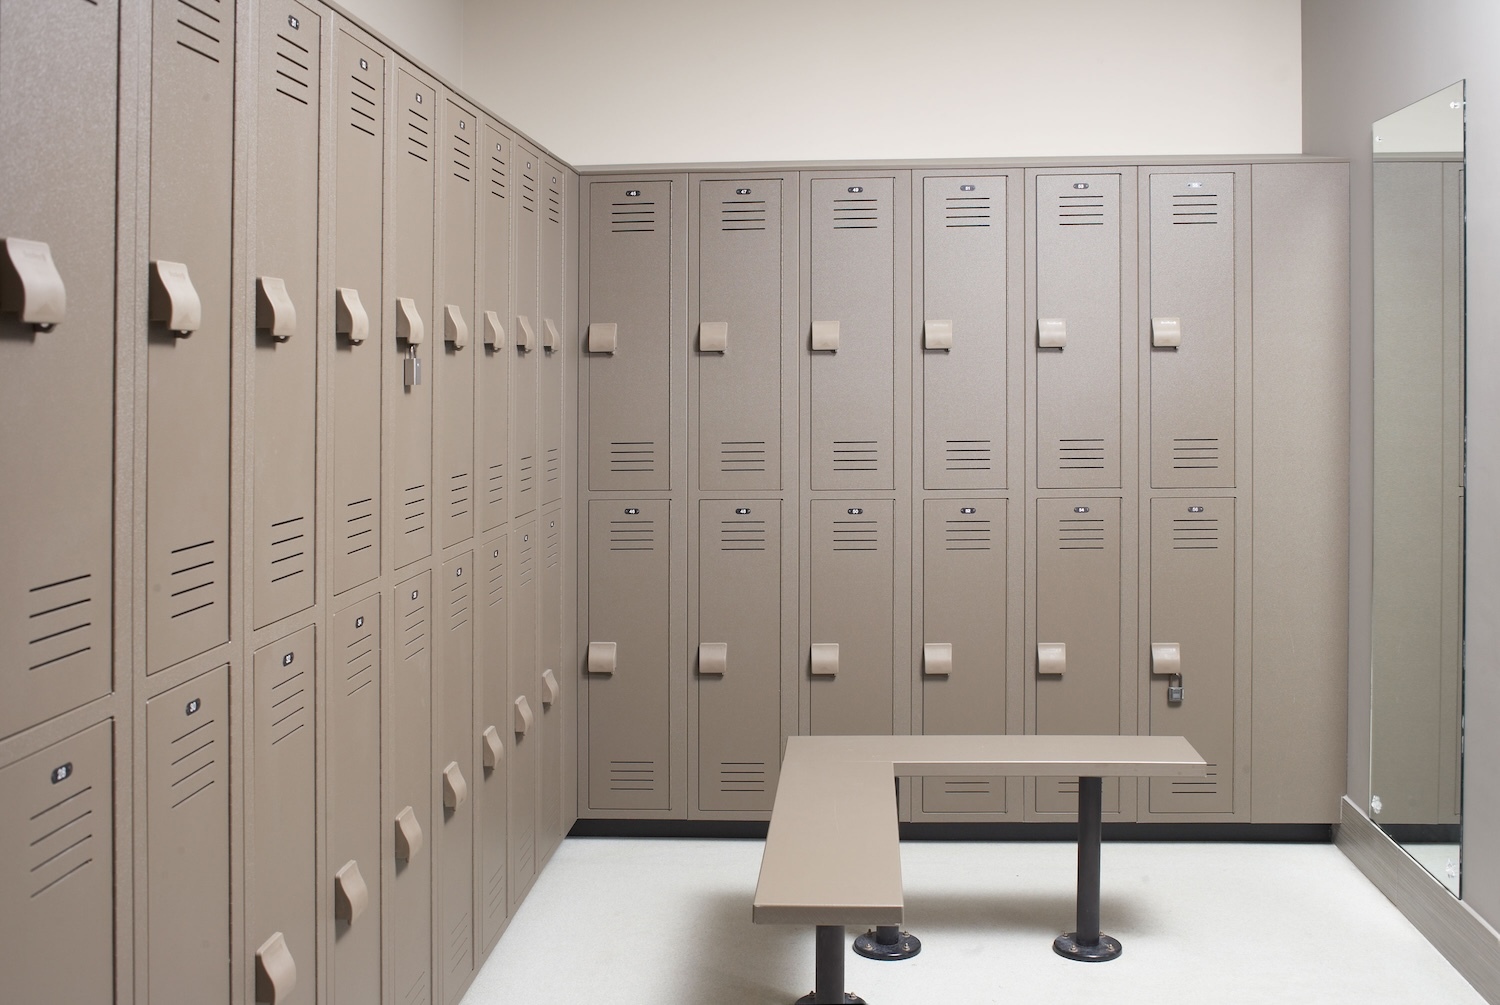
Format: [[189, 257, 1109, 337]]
[[569, 818, 1333, 843], [1378, 823, 1462, 844]]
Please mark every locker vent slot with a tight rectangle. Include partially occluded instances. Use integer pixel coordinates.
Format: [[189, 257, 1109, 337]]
[[945, 195, 992, 227], [608, 518, 656, 552], [545, 446, 561, 487], [516, 834, 534, 885], [269, 665, 308, 745], [609, 760, 657, 792], [486, 462, 505, 511], [402, 592, 428, 664], [1058, 516, 1106, 551], [610, 199, 655, 233], [485, 864, 505, 925], [1170, 763, 1219, 794], [405, 99, 430, 162], [719, 762, 767, 794], [1058, 437, 1106, 470], [449, 473, 471, 524], [273, 30, 312, 105], [945, 439, 993, 471], [449, 574, 471, 632], [945, 517, 992, 552], [486, 550, 506, 606], [27, 573, 96, 673], [1054, 779, 1080, 795], [1172, 516, 1221, 551], [721, 199, 767, 231], [609, 440, 658, 475], [174, 0, 225, 63], [942, 779, 995, 797], [168, 712, 220, 808], [489, 147, 508, 199], [1057, 192, 1106, 226], [518, 456, 534, 496], [1171, 192, 1220, 225], [402, 970, 429, 1005], [451, 126, 472, 183], [547, 183, 562, 225], [403, 483, 429, 538], [344, 497, 376, 557], [345, 623, 376, 698], [545, 523, 561, 569], [28, 777, 100, 899], [517, 536, 535, 589], [718, 441, 768, 474], [1172, 437, 1221, 470], [521, 169, 536, 214], [719, 519, 767, 552], [168, 539, 218, 620], [268, 514, 308, 585], [832, 197, 879, 230], [832, 519, 879, 552], [447, 913, 472, 972], [832, 439, 880, 472], [347, 71, 377, 137]]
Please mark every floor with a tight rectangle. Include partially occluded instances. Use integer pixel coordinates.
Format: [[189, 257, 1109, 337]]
[[467, 837, 1485, 1004]]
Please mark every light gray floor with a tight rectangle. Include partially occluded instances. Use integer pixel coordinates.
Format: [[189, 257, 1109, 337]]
[[467, 837, 1484, 1004]]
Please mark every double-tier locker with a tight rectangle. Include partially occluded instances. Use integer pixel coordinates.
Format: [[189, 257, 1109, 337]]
[[437, 97, 477, 552], [477, 122, 512, 533], [539, 509, 565, 859], [541, 163, 567, 504], [436, 554, 475, 1001], [507, 523, 538, 908], [391, 570, 433, 1005], [476, 536, 509, 950], [512, 148, 542, 516]]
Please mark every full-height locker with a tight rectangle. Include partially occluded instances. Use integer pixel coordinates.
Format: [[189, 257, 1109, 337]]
[[476, 536, 508, 949], [144, 0, 236, 673], [391, 570, 433, 1005], [330, 29, 385, 596], [511, 148, 541, 516], [436, 555, 475, 1000], [538, 511, 564, 858], [250, 0, 320, 629], [0, 0, 117, 737], [508, 523, 538, 908], [477, 122, 512, 533], [437, 97, 477, 551], [540, 164, 566, 504]]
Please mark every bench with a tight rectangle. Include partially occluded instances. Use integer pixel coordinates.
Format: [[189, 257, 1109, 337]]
[[753, 734, 1209, 1005]]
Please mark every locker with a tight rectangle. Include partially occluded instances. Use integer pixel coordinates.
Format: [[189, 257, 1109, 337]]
[[511, 148, 541, 517], [808, 499, 894, 735], [328, 598, 381, 1005], [437, 554, 475, 999], [145, 0, 236, 672], [809, 177, 896, 491], [0, 721, 114, 1002], [391, 67, 437, 571], [392, 570, 433, 1004], [1147, 172, 1237, 489], [586, 499, 671, 810], [330, 30, 384, 595], [1034, 498, 1123, 813], [476, 121, 511, 533], [920, 499, 1008, 814], [476, 536, 508, 948], [0, 0, 117, 737], [1147, 498, 1235, 813], [697, 499, 782, 813], [146, 666, 230, 1003], [437, 97, 477, 551], [508, 523, 538, 908], [586, 179, 672, 492], [251, 0, 320, 628], [921, 175, 1008, 490], [696, 178, 783, 492], [538, 510, 564, 858], [540, 163, 566, 504], [1035, 173, 1124, 489]]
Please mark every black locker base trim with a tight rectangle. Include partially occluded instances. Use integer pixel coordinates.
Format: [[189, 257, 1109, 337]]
[[569, 819, 1332, 842]]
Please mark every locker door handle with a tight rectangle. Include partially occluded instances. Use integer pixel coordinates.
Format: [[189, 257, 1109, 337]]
[[1037, 318, 1067, 349], [482, 725, 504, 770], [0, 237, 66, 329], [256, 275, 297, 340], [810, 642, 839, 677], [442, 761, 468, 810], [1151, 316, 1182, 348], [586, 641, 617, 674], [394, 805, 424, 862], [542, 668, 561, 706], [810, 320, 840, 352], [698, 642, 728, 676], [923, 642, 953, 676], [444, 304, 469, 349], [254, 931, 297, 1004], [514, 695, 534, 735], [699, 321, 728, 353], [1150, 642, 1182, 676], [334, 860, 370, 925], [149, 259, 202, 336], [395, 296, 424, 344], [483, 309, 505, 349], [517, 314, 536, 352], [335, 287, 369, 344], [924, 319, 954, 351], [543, 317, 560, 351], [586, 321, 617, 354], [1037, 642, 1066, 675]]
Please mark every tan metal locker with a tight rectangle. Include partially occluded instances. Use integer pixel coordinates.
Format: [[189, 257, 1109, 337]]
[[1147, 172, 1237, 489], [696, 178, 783, 492], [808, 499, 894, 735], [508, 523, 538, 908], [328, 598, 381, 1005], [809, 177, 896, 491], [586, 499, 671, 809], [437, 554, 475, 999], [146, 666, 230, 1003], [391, 67, 437, 571], [250, 627, 317, 1004], [1034, 173, 1124, 490], [145, 0, 235, 672], [0, 721, 114, 1002], [586, 179, 672, 492], [0, 0, 117, 737], [437, 97, 477, 551], [697, 499, 782, 813], [921, 175, 1008, 490], [540, 164, 566, 504], [477, 122, 512, 534], [920, 499, 1008, 814], [251, 0, 320, 629], [1147, 498, 1235, 813], [512, 149, 541, 517], [539, 511, 564, 858], [330, 30, 385, 595], [476, 536, 508, 949], [391, 570, 432, 1005]]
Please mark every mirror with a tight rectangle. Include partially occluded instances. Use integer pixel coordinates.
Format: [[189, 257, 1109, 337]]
[[1370, 81, 1466, 896]]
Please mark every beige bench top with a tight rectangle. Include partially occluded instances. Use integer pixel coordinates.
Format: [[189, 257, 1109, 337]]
[[753, 734, 1208, 926]]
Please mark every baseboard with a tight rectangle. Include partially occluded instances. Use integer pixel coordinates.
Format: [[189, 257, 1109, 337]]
[[568, 818, 1331, 842], [1336, 796, 1500, 1003]]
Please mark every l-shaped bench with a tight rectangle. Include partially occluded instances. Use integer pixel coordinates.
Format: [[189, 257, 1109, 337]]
[[753, 734, 1209, 1005]]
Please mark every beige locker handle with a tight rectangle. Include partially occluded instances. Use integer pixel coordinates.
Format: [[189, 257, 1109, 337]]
[[698, 642, 728, 676], [810, 642, 839, 677], [699, 321, 728, 353], [256, 275, 297, 341], [924, 319, 954, 351], [810, 319, 840, 352], [586, 641, 617, 674], [542, 668, 561, 706], [516, 314, 536, 352], [335, 287, 369, 344], [149, 259, 202, 336], [923, 642, 953, 676], [586, 321, 617, 354], [442, 761, 468, 810], [333, 860, 369, 925], [1151, 316, 1182, 348], [395, 296, 424, 344], [481, 725, 504, 770], [543, 317, 560, 351], [0, 237, 66, 329], [254, 931, 297, 1005], [394, 805, 423, 862], [483, 309, 505, 349], [1150, 642, 1182, 677], [1037, 642, 1067, 675], [513, 695, 534, 735], [444, 304, 469, 349], [1037, 318, 1067, 349]]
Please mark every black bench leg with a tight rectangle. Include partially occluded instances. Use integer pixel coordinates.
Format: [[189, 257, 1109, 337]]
[[795, 926, 867, 1005], [1053, 776, 1123, 962], [854, 779, 922, 961]]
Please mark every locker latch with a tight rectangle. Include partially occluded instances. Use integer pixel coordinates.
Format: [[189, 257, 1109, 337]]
[[403, 345, 422, 387], [811, 320, 840, 352], [924, 319, 954, 351], [699, 321, 728, 353], [586, 641, 617, 674], [442, 762, 468, 810], [586, 321, 617, 354], [810, 642, 839, 677], [483, 309, 505, 349], [543, 317, 560, 352], [1037, 642, 1066, 675], [0, 237, 66, 330], [1037, 318, 1067, 349], [1151, 316, 1182, 348], [395, 295, 424, 344], [517, 315, 537, 352], [481, 725, 504, 769], [255, 276, 297, 341], [254, 932, 298, 1005], [444, 304, 469, 349], [514, 695, 535, 735], [335, 287, 369, 344], [923, 642, 953, 676], [394, 805, 424, 862], [698, 642, 728, 676], [334, 860, 370, 925], [542, 668, 561, 705], [1151, 642, 1184, 702], [149, 259, 202, 336]]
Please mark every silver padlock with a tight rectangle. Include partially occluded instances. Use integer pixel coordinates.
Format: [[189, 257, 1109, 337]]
[[404, 346, 422, 387], [1167, 675, 1184, 704]]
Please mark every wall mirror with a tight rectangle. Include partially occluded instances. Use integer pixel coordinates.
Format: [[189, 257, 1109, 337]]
[[1370, 80, 1466, 896]]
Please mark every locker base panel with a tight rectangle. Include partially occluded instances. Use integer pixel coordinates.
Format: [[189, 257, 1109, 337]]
[[569, 818, 1334, 842], [852, 926, 921, 961]]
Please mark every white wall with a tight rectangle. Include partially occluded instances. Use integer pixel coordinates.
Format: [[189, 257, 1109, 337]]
[[336, 0, 466, 84]]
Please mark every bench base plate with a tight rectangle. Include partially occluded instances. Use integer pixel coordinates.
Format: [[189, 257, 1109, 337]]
[[853, 928, 921, 961], [795, 994, 867, 1005], [1053, 932, 1123, 962]]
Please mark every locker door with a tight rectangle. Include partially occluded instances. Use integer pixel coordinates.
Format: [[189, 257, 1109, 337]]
[[1035, 498, 1122, 813], [330, 31, 384, 595], [921, 499, 1007, 814], [1035, 173, 1123, 489], [540, 164, 566, 504], [809, 178, 895, 490], [390, 68, 436, 570], [476, 123, 511, 533], [586, 500, 670, 810], [0, 0, 116, 737], [251, 0, 320, 629], [476, 536, 508, 949], [809, 499, 894, 735], [922, 175, 1008, 490], [1148, 498, 1235, 813], [146, 666, 230, 1003], [145, 0, 235, 672], [392, 571, 433, 1005], [437, 554, 474, 999], [437, 98, 477, 551], [511, 150, 541, 517], [698, 499, 782, 813], [697, 179, 783, 492], [508, 523, 538, 908], [538, 511, 564, 857], [0, 722, 114, 1002], [1148, 172, 1236, 488], [586, 179, 672, 492], [328, 598, 380, 1005]]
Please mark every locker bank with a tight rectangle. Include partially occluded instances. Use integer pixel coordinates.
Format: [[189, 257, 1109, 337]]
[[0, 0, 1494, 1001]]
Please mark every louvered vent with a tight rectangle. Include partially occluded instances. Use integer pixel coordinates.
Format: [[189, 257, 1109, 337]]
[[610, 440, 657, 475], [489, 142, 508, 200], [945, 439, 993, 472], [345, 620, 375, 698], [29, 772, 100, 899], [946, 194, 992, 228], [268, 514, 308, 586], [721, 199, 767, 232], [174, 0, 225, 63], [486, 547, 505, 607], [405, 95, 430, 162], [609, 517, 656, 552], [1172, 515, 1221, 551], [447, 914, 472, 974], [402, 483, 428, 539], [1057, 192, 1106, 226], [1172, 190, 1220, 225], [521, 166, 536, 214], [347, 67, 377, 137], [168, 710, 220, 809], [832, 518, 879, 552], [448, 472, 471, 525], [1058, 437, 1105, 470], [545, 520, 560, 570], [547, 179, 562, 225], [941, 779, 994, 798], [168, 540, 218, 621], [403, 969, 430, 1005], [448, 569, 470, 633], [451, 121, 472, 183], [517, 533, 534, 589], [719, 519, 767, 552], [272, 28, 311, 105], [344, 497, 375, 558], [832, 439, 879, 472], [719, 762, 767, 794], [832, 196, 879, 230], [27, 573, 96, 674], [945, 517, 992, 552], [401, 586, 428, 665], [515, 833, 534, 886], [610, 198, 655, 233], [517, 455, 534, 498], [486, 462, 505, 512], [1172, 437, 1220, 470], [545, 446, 561, 487], [609, 760, 656, 792], [1170, 763, 1219, 795], [719, 440, 767, 474], [269, 662, 308, 745], [1058, 516, 1106, 551], [485, 859, 505, 927]]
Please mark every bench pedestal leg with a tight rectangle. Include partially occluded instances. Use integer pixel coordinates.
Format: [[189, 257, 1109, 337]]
[[795, 925, 867, 1005], [1053, 776, 1123, 963], [853, 924, 921, 961]]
